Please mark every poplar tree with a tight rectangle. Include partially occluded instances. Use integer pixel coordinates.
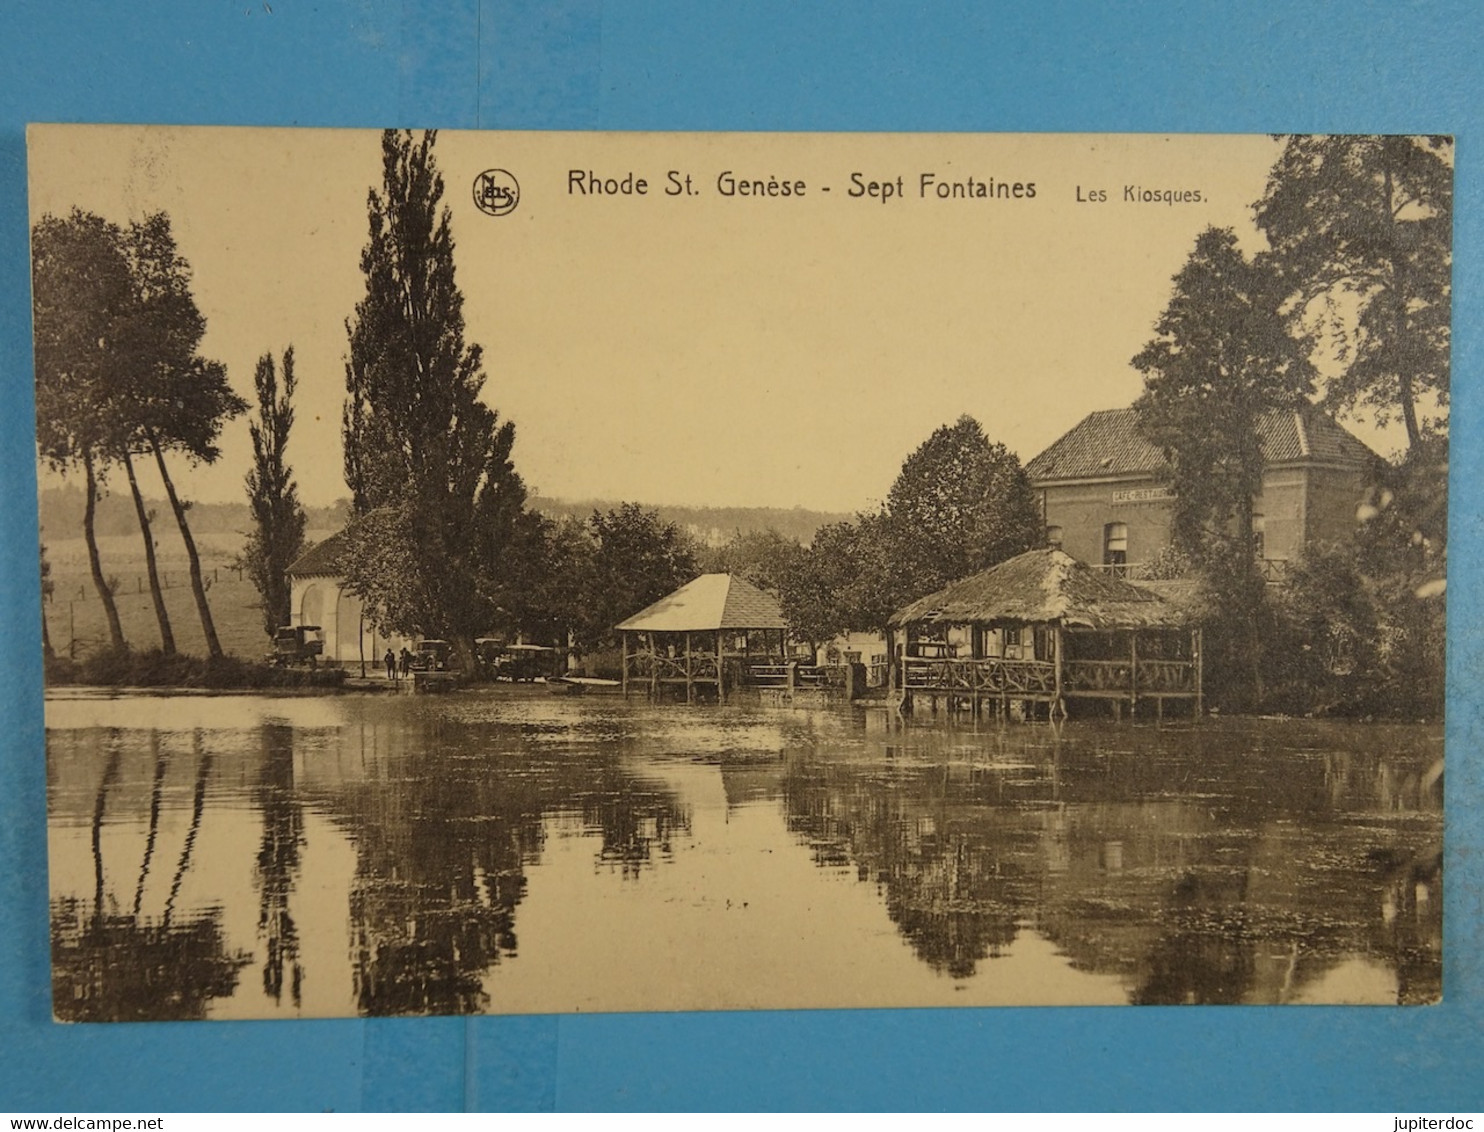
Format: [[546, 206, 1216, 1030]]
[[1133, 227, 1315, 708], [341, 130, 530, 662], [243, 348, 307, 637], [1133, 228, 1315, 558]]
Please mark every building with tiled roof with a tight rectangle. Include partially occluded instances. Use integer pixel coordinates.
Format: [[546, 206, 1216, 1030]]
[[1025, 406, 1381, 576], [285, 513, 416, 670]]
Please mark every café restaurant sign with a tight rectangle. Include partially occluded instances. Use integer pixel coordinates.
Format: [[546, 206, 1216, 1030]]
[[1112, 487, 1175, 504]]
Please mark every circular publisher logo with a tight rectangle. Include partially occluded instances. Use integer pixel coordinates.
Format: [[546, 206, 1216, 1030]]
[[473, 169, 520, 216]]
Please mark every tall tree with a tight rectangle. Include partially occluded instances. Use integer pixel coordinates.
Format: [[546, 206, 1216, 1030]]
[[242, 348, 308, 637], [699, 528, 804, 595], [1254, 135, 1452, 454], [31, 210, 129, 651], [121, 213, 247, 659], [1133, 227, 1315, 707], [341, 130, 531, 662], [883, 415, 1041, 601], [580, 503, 699, 647], [1133, 228, 1316, 557]]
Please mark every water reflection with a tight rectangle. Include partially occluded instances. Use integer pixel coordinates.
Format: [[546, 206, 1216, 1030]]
[[45, 694, 1441, 1017], [51, 732, 251, 1021], [781, 719, 1442, 1004], [255, 724, 304, 1007]]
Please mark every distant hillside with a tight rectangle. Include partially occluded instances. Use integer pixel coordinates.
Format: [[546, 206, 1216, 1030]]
[[38, 484, 849, 550], [38, 485, 350, 542], [529, 497, 851, 547]]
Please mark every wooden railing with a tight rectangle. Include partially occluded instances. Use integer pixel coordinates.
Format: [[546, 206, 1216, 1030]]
[[1062, 658, 1196, 695], [902, 655, 1197, 697], [625, 653, 721, 682], [747, 661, 829, 689], [902, 656, 1057, 696]]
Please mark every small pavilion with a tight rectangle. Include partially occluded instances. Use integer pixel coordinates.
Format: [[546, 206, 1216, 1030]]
[[889, 548, 1201, 720], [617, 574, 790, 703]]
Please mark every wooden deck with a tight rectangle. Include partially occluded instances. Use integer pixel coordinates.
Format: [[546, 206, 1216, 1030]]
[[898, 636, 1201, 721]]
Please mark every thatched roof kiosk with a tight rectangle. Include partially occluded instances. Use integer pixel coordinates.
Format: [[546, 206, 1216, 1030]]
[[616, 574, 790, 703], [889, 549, 1201, 720]]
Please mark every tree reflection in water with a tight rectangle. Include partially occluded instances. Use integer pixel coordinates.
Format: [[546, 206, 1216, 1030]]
[[328, 719, 690, 1016], [784, 757, 1024, 978], [45, 700, 1440, 1015], [254, 723, 304, 1007], [51, 732, 250, 1022], [782, 719, 1442, 1003]]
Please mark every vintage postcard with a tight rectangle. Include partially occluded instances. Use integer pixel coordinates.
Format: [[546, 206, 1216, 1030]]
[[29, 126, 1447, 1019]]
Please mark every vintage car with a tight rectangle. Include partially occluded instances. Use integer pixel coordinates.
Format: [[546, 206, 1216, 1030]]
[[409, 639, 456, 672], [475, 640, 559, 682], [271, 625, 324, 667]]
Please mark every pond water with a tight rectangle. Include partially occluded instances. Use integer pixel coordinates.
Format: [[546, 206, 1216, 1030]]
[[45, 689, 1443, 1019]]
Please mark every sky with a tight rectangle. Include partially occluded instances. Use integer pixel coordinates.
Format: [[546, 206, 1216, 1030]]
[[25, 126, 1405, 513]]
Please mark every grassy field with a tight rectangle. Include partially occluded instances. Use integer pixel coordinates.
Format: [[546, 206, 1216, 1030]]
[[44, 527, 338, 662]]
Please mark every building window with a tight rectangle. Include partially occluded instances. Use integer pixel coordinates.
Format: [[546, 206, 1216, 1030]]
[[1103, 522, 1128, 576], [1046, 525, 1063, 550]]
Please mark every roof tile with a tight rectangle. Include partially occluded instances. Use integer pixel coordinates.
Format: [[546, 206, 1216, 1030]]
[[617, 574, 788, 632], [1025, 407, 1379, 482]]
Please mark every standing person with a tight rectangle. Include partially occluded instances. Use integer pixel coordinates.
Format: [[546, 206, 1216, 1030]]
[[385, 647, 397, 681], [400, 647, 413, 678]]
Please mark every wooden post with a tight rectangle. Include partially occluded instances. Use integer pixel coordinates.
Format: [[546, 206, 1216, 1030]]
[[649, 632, 658, 702], [717, 630, 726, 704], [622, 632, 630, 698], [1053, 624, 1063, 720], [685, 631, 694, 704], [1129, 630, 1138, 716], [1193, 627, 1204, 718]]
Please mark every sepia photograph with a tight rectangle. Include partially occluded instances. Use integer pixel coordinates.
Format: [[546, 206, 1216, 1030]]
[[28, 126, 1449, 1020]]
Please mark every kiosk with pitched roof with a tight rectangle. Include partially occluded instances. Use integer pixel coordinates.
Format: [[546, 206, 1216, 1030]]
[[890, 548, 1201, 721], [616, 574, 792, 703]]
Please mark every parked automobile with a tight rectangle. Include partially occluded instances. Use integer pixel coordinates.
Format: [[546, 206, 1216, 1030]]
[[409, 639, 455, 672], [271, 625, 323, 667], [475, 640, 559, 682]]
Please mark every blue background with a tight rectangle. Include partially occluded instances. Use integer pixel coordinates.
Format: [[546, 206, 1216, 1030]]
[[2, 0, 1481, 1112]]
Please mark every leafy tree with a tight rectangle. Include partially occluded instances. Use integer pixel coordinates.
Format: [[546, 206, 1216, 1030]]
[[699, 528, 804, 595], [1133, 227, 1315, 708], [242, 348, 307, 638], [119, 212, 246, 659], [514, 516, 597, 653], [1254, 135, 1452, 454], [1134, 228, 1316, 558], [580, 503, 699, 647], [883, 415, 1041, 602], [341, 130, 532, 663], [1267, 544, 1380, 716], [31, 210, 130, 651]]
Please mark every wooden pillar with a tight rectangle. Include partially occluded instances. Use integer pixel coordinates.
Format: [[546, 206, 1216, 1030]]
[[648, 632, 658, 702], [622, 631, 630, 698], [1129, 630, 1138, 715], [1053, 624, 1064, 719], [685, 631, 694, 704], [1193, 627, 1204, 718], [718, 630, 726, 704], [886, 626, 897, 696]]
